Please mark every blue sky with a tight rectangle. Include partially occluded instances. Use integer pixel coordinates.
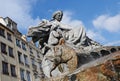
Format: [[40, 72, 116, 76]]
[[0, 0, 120, 46]]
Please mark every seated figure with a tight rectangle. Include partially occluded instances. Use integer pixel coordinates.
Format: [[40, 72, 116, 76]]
[[44, 10, 101, 48], [27, 10, 101, 77], [27, 10, 101, 51]]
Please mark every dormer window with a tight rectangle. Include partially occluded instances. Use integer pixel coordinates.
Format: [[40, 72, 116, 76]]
[[7, 21, 12, 28], [4, 17, 17, 31]]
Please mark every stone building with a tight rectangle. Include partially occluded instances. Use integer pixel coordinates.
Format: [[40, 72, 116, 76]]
[[0, 17, 44, 81]]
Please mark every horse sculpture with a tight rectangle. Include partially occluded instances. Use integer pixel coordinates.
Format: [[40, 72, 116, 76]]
[[44, 38, 78, 77], [27, 10, 120, 81]]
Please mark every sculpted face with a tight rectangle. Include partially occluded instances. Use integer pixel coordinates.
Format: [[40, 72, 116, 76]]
[[55, 13, 63, 21], [53, 11, 63, 22]]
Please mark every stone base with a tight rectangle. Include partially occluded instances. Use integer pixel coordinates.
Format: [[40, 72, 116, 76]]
[[43, 51, 120, 81]]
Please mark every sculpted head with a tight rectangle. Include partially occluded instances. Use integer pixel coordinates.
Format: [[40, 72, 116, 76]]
[[52, 10, 63, 22]]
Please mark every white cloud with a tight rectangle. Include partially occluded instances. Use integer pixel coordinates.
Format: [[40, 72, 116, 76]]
[[105, 40, 120, 46], [0, 0, 40, 31], [86, 30, 106, 43], [61, 11, 84, 28], [61, 11, 106, 43], [93, 14, 120, 32]]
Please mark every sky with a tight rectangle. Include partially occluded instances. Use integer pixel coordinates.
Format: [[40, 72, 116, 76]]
[[0, 0, 120, 46]]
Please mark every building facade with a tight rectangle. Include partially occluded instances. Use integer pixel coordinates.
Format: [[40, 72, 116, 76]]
[[0, 17, 44, 81]]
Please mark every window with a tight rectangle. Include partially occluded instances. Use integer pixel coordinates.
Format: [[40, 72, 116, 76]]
[[1, 42, 7, 54], [2, 61, 9, 75], [37, 51, 40, 58], [0, 28, 5, 38], [26, 71, 31, 81], [31, 58, 35, 65], [18, 51, 23, 64], [8, 46, 14, 57], [7, 21, 12, 28], [20, 69, 25, 81], [39, 62, 43, 71], [16, 39, 21, 48], [10, 64, 17, 77], [29, 47, 33, 54], [24, 55, 29, 67], [22, 42, 26, 51], [31, 59, 37, 69], [7, 33, 12, 42]]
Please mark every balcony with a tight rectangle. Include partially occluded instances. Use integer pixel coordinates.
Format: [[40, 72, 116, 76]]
[[3, 71, 9, 75], [30, 53, 35, 58], [9, 53, 14, 58], [2, 50, 7, 55], [25, 63, 30, 68], [19, 61, 24, 65], [8, 38, 12, 42], [30, 51, 33, 54], [0, 33, 5, 38], [37, 58, 42, 62]]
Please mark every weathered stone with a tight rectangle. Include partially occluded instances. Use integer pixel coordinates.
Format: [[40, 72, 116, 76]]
[[27, 10, 120, 81], [42, 43, 78, 77], [43, 51, 120, 81]]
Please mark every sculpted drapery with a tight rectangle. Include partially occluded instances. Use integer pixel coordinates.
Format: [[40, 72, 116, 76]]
[[27, 10, 100, 49], [27, 10, 101, 77]]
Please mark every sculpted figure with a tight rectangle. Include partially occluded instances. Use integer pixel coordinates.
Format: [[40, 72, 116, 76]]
[[47, 10, 100, 48], [27, 10, 100, 50], [43, 38, 78, 77], [27, 10, 101, 77]]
